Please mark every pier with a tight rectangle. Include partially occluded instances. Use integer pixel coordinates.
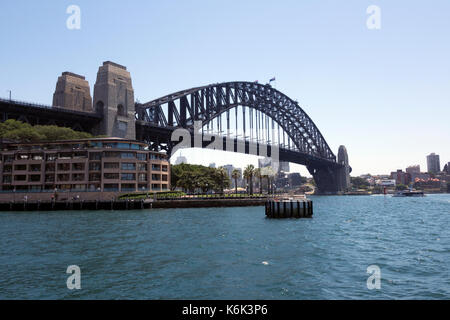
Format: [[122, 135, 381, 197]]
[[265, 197, 313, 218]]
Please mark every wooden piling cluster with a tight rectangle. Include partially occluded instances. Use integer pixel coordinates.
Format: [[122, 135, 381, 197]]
[[265, 199, 313, 218]]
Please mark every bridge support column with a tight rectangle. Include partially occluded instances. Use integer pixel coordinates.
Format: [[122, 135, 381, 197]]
[[93, 61, 135, 139], [308, 145, 351, 194]]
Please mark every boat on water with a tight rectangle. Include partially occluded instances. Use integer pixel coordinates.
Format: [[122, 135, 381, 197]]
[[392, 190, 425, 197]]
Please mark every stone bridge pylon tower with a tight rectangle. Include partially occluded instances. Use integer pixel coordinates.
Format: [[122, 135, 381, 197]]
[[93, 61, 136, 139]]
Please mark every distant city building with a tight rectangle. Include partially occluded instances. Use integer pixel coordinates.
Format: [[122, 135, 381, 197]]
[[406, 165, 420, 174], [175, 155, 187, 165], [443, 162, 450, 174], [390, 170, 411, 185], [378, 179, 396, 187], [223, 164, 234, 179], [427, 153, 440, 173]]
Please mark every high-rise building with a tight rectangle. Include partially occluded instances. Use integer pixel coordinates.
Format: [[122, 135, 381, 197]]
[[175, 155, 187, 164], [223, 165, 234, 179], [426, 153, 440, 173]]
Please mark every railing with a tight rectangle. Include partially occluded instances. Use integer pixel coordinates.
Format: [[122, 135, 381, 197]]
[[0, 97, 102, 118]]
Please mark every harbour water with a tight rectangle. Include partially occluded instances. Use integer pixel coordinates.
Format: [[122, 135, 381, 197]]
[[0, 194, 449, 299]]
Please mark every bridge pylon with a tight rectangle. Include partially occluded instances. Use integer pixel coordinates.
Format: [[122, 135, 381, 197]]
[[93, 61, 136, 139], [308, 145, 351, 194]]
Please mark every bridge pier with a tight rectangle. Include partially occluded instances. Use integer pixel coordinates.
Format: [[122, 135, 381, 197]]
[[308, 145, 351, 194]]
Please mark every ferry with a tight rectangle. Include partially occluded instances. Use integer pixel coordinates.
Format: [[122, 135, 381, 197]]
[[392, 190, 425, 197]]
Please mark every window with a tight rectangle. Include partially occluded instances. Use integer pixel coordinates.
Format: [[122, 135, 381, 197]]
[[59, 152, 72, 159], [121, 152, 135, 159], [162, 165, 168, 172], [57, 174, 70, 182], [89, 152, 102, 160], [121, 184, 136, 191], [96, 101, 104, 113], [73, 152, 87, 159], [104, 173, 119, 180], [138, 163, 147, 171], [104, 152, 120, 158], [57, 163, 70, 171], [3, 155, 14, 162], [152, 164, 161, 171], [30, 164, 41, 172], [89, 173, 101, 181], [117, 104, 126, 116], [28, 175, 41, 182], [152, 174, 161, 181], [72, 184, 86, 191], [72, 163, 85, 171], [104, 162, 119, 169], [117, 143, 130, 149], [137, 153, 146, 161], [45, 163, 55, 172], [162, 175, 168, 182], [121, 163, 136, 171], [3, 165, 12, 173], [121, 173, 136, 181], [14, 175, 26, 181], [31, 154, 43, 161], [131, 144, 141, 150], [89, 163, 101, 171], [45, 174, 55, 183], [72, 174, 85, 181], [104, 184, 119, 192], [14, 165, 27, 171], [17, 154, 29, 160], [118, 121, 127, 132], [3, 175, 12, 183], [46, 154, 57, 161], [138, 173, 147, 182]]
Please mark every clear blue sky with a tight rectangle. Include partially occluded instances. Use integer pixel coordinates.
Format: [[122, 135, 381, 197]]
[[1, 0, 449, 176]]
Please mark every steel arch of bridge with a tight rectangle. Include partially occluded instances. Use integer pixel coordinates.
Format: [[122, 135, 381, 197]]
[[136, 81, 336, 164]]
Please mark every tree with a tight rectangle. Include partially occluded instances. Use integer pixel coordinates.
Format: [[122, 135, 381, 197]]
[[243, 164, 255, 195], [351, 177, 370, 189], [170, 163, 230, 194], [231, 169, 241, 194], [0, 119, 93, 142], [254, 168, 262, 194], [215, 167, 230, 194], [396, 184, 408, 191]]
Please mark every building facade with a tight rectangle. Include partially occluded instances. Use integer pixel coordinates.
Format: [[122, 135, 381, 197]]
[[0, 138, 170, 199], [427, 153, 440, 173]]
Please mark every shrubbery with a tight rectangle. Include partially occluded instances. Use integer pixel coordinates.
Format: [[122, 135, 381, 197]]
[[0, 119, 93, 142]]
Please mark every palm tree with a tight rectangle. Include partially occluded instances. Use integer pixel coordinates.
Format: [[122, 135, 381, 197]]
[[254, 168, 262, 194], [216, 167, 229, 194], [231, 169, 241, 195], [243, 164, 255, 195]]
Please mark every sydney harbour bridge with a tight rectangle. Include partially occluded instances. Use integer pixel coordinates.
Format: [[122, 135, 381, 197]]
[[0, 61, 350, 194]]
